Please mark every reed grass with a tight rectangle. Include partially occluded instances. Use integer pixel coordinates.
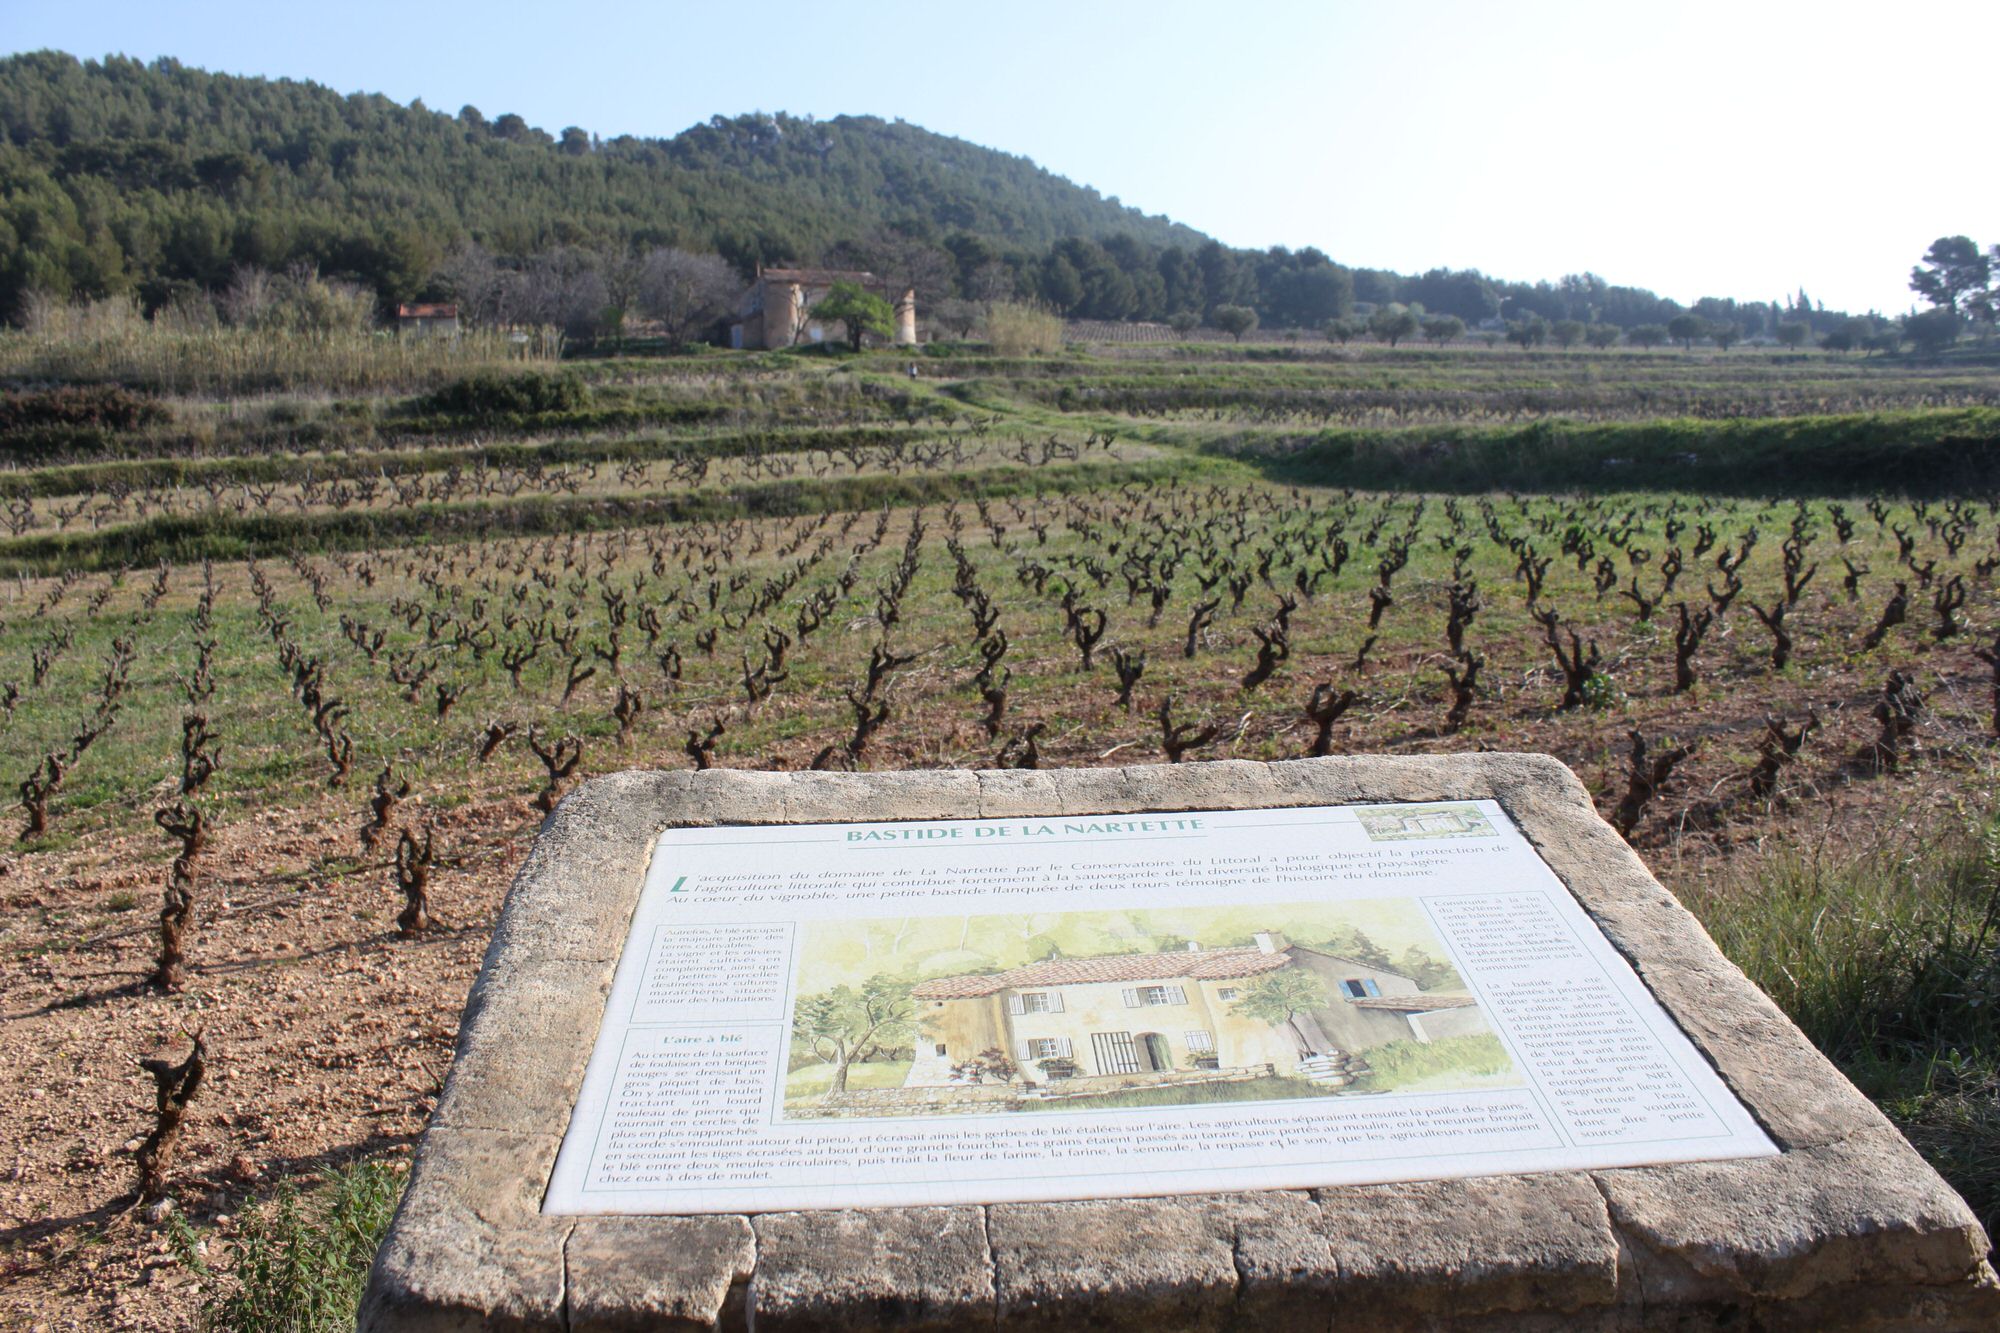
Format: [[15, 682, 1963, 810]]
[[1, 296, 560, 396]]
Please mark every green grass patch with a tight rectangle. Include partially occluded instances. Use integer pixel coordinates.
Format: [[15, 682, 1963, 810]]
[[169, 1158, 406, 1333], [1347, 1034, 1519, 1094], [1685, 812, 2000, 1242], [784, 1060, 913, 1100]]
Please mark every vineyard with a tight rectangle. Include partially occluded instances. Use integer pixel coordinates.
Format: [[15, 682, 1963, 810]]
[[4, 339, 2000, 1329]]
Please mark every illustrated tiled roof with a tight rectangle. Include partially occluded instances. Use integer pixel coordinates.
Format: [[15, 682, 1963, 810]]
[[1300, 949, 1416, 982], [911, 946, 1292, 999], [1347, 993, 1477, 1012]]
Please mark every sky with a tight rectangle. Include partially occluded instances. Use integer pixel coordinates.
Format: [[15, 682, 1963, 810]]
[[4, 0, 1992, 314]]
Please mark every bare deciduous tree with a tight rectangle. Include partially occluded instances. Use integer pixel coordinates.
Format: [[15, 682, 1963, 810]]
[[636, 248, 740, 348]]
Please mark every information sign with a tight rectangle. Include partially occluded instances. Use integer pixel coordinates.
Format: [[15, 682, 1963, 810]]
[[544, 800, 1774, 1214]]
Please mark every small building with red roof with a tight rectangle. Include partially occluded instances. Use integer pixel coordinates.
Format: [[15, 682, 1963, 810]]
[[395, 302, 460, 338]]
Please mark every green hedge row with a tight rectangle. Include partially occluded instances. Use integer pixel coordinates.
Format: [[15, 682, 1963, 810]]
[[1206, 408, 2000, 497]]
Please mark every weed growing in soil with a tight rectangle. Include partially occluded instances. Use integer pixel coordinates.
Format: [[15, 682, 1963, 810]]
[[172, 1158, 407, 1333]]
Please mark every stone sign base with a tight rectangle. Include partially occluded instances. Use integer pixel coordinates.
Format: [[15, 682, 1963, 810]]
[[359, 756, 1999, 1330]]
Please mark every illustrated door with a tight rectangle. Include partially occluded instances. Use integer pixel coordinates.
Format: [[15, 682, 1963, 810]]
[[1090, 1031, 1140, 1075], [1138, 1033, 1172, 1071]]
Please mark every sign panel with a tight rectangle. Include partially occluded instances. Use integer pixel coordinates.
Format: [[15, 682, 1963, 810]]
[[543, 801, 1775, 1214]]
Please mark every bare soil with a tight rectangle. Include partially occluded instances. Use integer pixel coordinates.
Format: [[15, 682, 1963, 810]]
[[1, 679, 1988, 1329]]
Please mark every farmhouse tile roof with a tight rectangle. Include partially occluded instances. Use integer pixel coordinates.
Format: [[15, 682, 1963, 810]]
[[911, 946, 1292, 999], [1347, 993, 1478, 1012], [758, 267, 883, 286]]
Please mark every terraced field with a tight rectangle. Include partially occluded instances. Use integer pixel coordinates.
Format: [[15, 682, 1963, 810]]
[[3, 338, 1998, 1329]]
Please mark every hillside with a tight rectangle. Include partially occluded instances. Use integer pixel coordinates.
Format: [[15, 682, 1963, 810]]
[[0, 50, 1204, 316], [0, 51, 1825, 337]]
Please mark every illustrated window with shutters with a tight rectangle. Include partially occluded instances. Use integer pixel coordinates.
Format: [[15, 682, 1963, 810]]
[[1121, 984, 1187, 1007], [1090, 1031, 1141, 1075], [1340, 978, 1381, 999], [1216, 987, 1239, 1001], [1022, 1037, 1073, 1062], [1007, 991, 1064, 1015], [1184, 1030, 1215, 1053]]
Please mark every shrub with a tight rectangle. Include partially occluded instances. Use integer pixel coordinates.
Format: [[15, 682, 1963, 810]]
[[418, 368, 589, 419], [0, 385, 168, 434], [986, 303, 1064, 357]]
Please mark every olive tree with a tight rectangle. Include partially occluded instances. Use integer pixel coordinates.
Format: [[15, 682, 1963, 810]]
[[1506, 315, 1549, 349], [791, 976, 916, 1095], [1323, 315, 1365, 344], [1231, 969, 1332, 1054], [1212, 304, 1258, 341], [1666, 313, 1708, 350], [1421, 314, 1465, 346], [1367, 302, 1420, 347]]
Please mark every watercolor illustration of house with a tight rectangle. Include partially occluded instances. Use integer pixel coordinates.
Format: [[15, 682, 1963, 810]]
[[1355, 804, 1493, 840], [904, 931, 1485, 1090]]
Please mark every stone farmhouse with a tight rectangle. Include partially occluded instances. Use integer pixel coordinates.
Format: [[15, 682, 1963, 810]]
[[904, 931, 1483, 1090], [726, 266, 917, 349]]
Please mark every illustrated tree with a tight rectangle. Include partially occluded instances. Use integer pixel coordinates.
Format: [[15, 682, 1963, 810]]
[[1396, 947, 1462, 990], [1333, 927, 1395, 969], [792, 975, 916, 1094], [814, 280, 894, 350], [1212, 304, 1258, 341], [1231, 969, 1332, 1055]]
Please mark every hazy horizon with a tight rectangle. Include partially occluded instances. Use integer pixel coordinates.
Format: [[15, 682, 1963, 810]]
[[4, 0, 1990, 315]]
